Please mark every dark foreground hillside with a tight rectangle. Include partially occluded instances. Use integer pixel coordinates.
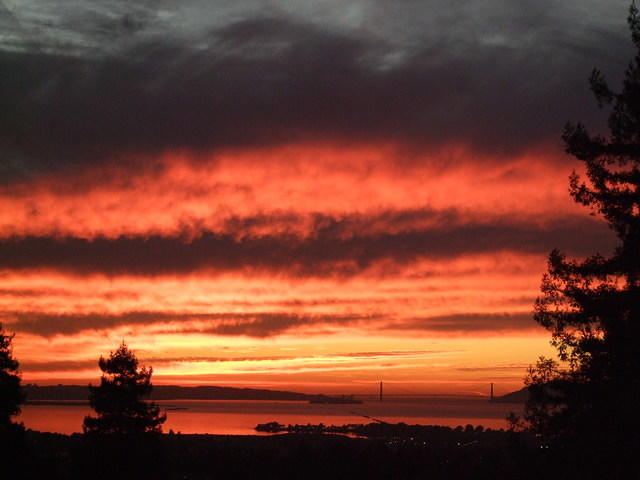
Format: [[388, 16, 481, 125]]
[[2, 425, 628, 480]]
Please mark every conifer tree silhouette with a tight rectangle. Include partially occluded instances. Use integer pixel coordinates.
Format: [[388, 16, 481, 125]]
[[0, 323, 24, 431], [525, 3, 640, 465], [0, 326, 28, 480], [83, 342, 166, 435]]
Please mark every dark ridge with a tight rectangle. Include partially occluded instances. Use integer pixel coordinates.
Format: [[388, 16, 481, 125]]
[[22, 384, 312, 402], [491, 387, 529, 404]]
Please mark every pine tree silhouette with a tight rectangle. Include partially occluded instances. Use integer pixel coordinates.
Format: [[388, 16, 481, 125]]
[[0, 323, 24, 430], [83, 342, 166, 435], [525, 3, 640, 472]]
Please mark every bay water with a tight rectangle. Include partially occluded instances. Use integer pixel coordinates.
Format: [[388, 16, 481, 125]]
[[18, 396, 522, 435]]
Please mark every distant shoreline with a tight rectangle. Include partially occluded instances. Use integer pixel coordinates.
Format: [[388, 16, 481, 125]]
[[22, 384, 313, 402]]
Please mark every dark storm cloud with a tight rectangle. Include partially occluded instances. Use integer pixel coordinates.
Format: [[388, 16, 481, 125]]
[[0, 210, 614, 276], [0, 1, 632, 181]]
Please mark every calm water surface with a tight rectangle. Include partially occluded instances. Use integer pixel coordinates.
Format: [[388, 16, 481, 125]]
[[18, 396, 522, 435]]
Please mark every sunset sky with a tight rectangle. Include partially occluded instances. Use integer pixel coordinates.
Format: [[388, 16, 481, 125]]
[[0, 0, 629, 396]]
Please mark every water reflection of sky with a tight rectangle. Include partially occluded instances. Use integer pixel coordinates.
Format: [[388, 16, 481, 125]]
[[19, 398, 522, 435]]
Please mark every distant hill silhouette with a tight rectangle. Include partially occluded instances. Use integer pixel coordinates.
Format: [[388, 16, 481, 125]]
[[23, 384, 312, 402], [491, 387, 529, 404]]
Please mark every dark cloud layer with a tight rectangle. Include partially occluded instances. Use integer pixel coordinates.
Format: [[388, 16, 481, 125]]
[[19, 349, 440, 373], [7, 308, 536, 338], [7, 310, 378, 337], [0, 211, 613, 276], [0, 3, 632, 182], [389, 312, 537, 333]]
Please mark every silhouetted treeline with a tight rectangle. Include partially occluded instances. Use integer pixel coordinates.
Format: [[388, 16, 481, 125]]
[[255, 421, 505, 440], [23, 384, 312, 402]]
